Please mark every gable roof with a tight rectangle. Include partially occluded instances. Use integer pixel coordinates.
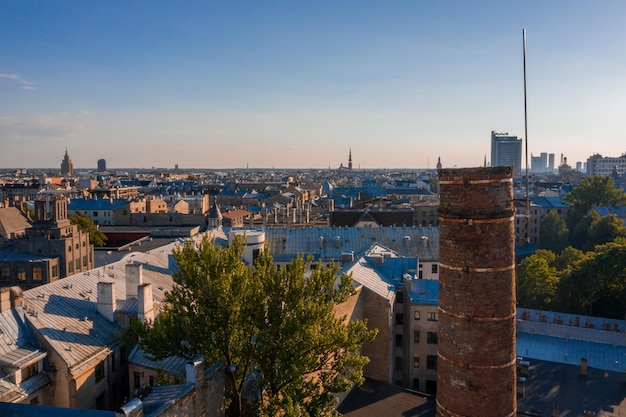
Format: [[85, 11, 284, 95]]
[[0, 208, 31, 238], [0, 308, 49, 403]]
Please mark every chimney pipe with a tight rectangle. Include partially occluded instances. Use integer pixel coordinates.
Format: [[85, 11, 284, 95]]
[[97, 282, 116, 323], [138, 283, 154, 324], [126, 263, 143, 300]]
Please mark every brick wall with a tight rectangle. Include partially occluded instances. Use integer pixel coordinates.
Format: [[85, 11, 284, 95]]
[[437, 167, 516, 417]]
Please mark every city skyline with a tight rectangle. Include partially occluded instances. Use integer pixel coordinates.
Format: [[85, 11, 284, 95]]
[[2, 1, 626, 169]]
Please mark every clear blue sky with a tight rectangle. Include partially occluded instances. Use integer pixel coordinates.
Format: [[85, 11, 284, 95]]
[[1, 1, 625, 170]]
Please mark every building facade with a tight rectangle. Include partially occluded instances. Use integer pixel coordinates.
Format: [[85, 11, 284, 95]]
[[491, 131, 522, 176], [0, 197, 93, 288], [586, 153, 626, 177]]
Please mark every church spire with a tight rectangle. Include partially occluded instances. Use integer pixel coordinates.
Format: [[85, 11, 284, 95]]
[[348, 148, 353, 170]]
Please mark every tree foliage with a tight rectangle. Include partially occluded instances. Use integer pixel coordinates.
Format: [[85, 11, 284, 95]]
[[122, 236, 376, 417], [516, 253, 559, 310], [539, 211, 569, 254], [517, 237, 626, 320], [568, 211, 626, 251], [555, 239, 626, 318], [564, 175, 626, 213], [69, 210, 108, 246]]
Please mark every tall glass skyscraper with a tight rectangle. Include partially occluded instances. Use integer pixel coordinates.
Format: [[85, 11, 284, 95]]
[[490, 131, 522, 176]]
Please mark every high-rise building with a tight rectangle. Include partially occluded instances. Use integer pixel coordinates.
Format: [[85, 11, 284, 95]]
[[548, 153, 555, 172], [60, 149, 74, 176], [530, 154, 542, 174], [97, 158, 106, 172], [490, 131, 522, 176]]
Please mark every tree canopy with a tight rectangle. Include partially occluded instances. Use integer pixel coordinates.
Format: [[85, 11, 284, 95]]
[[122, 236, 376, 417], [539, 211, 569, 254], [517, 238, 626, 319], [69, 210, 108, 246], [564, 175, 626, 213]]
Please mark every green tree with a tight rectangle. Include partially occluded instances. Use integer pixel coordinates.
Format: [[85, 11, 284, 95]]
[[251, 251, 375, 416], [554, 246, 586, 272], [69, 211, 108, 246], [554, 239, 626, 318], [516, 252, 559, 310], [564, 175, 626, 213], [539, 211, 569, 254], [122, 236, 376, 417], [588, 213, 626, 249]]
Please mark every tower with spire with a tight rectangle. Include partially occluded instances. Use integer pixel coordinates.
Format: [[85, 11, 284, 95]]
[[348, 148, 353, 170], [60, 148, 74, 176]]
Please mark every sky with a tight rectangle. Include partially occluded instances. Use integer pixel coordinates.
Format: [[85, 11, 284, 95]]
[[2, 1, 626, 170]]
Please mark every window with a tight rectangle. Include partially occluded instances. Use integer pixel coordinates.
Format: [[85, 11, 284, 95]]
[[418, 270, 423, 279], [68, 261, 74, 273], [413, 378, 420, 391], [52, 265, 58, 278], [111, 352, 116, 371], [93, 211, 98, 217], [83, 256, 88, 267], [431, 264, 438, 274], [76, 259, 81, 270], [32, 266, 43, 281], [30, 396, 40, 405], [0, 266, 10, 280], [414, 309, 420, 320], [427, 311, 438, 321], [414, 330, 420, 343], [395, 356, 403, 371], [413, 354, 420, 368], [149, 375, 156, 386], [427, 332, 438, 344], [396, 291, 404, 304], [133, 371, 141, 388], [395, 313, 404, 325], [17, 267, 26, 281], [395, 334, 403, 347], [95, 362, 105, 383], [427, 355, 437, 370]]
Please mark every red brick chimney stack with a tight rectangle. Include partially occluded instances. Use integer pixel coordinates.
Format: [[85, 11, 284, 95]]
[[437, 167, 517, 417]]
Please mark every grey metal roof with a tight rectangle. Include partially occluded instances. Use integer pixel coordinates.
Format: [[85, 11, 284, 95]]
[[341, 244, 418, 300], [0, 308, 48, 402], [261, 226, 439, 263], [0, 207, 31, 237], [128, 345, 187, 377]]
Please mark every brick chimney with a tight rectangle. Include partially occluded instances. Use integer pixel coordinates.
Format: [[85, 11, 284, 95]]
[[437, 167, 516, 417]]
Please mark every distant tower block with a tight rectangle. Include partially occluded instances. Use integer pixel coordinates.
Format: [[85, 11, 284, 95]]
[[437, 167, 516, 417]]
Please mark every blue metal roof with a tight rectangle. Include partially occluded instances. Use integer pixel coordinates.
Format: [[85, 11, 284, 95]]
[[68, 198, 128, 211]]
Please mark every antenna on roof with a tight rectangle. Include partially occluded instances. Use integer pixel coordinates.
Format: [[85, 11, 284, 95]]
[[523, 28, 530, 245]]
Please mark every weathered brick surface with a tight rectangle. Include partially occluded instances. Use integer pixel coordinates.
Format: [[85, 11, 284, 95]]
[[437, 167, 516, 417]]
